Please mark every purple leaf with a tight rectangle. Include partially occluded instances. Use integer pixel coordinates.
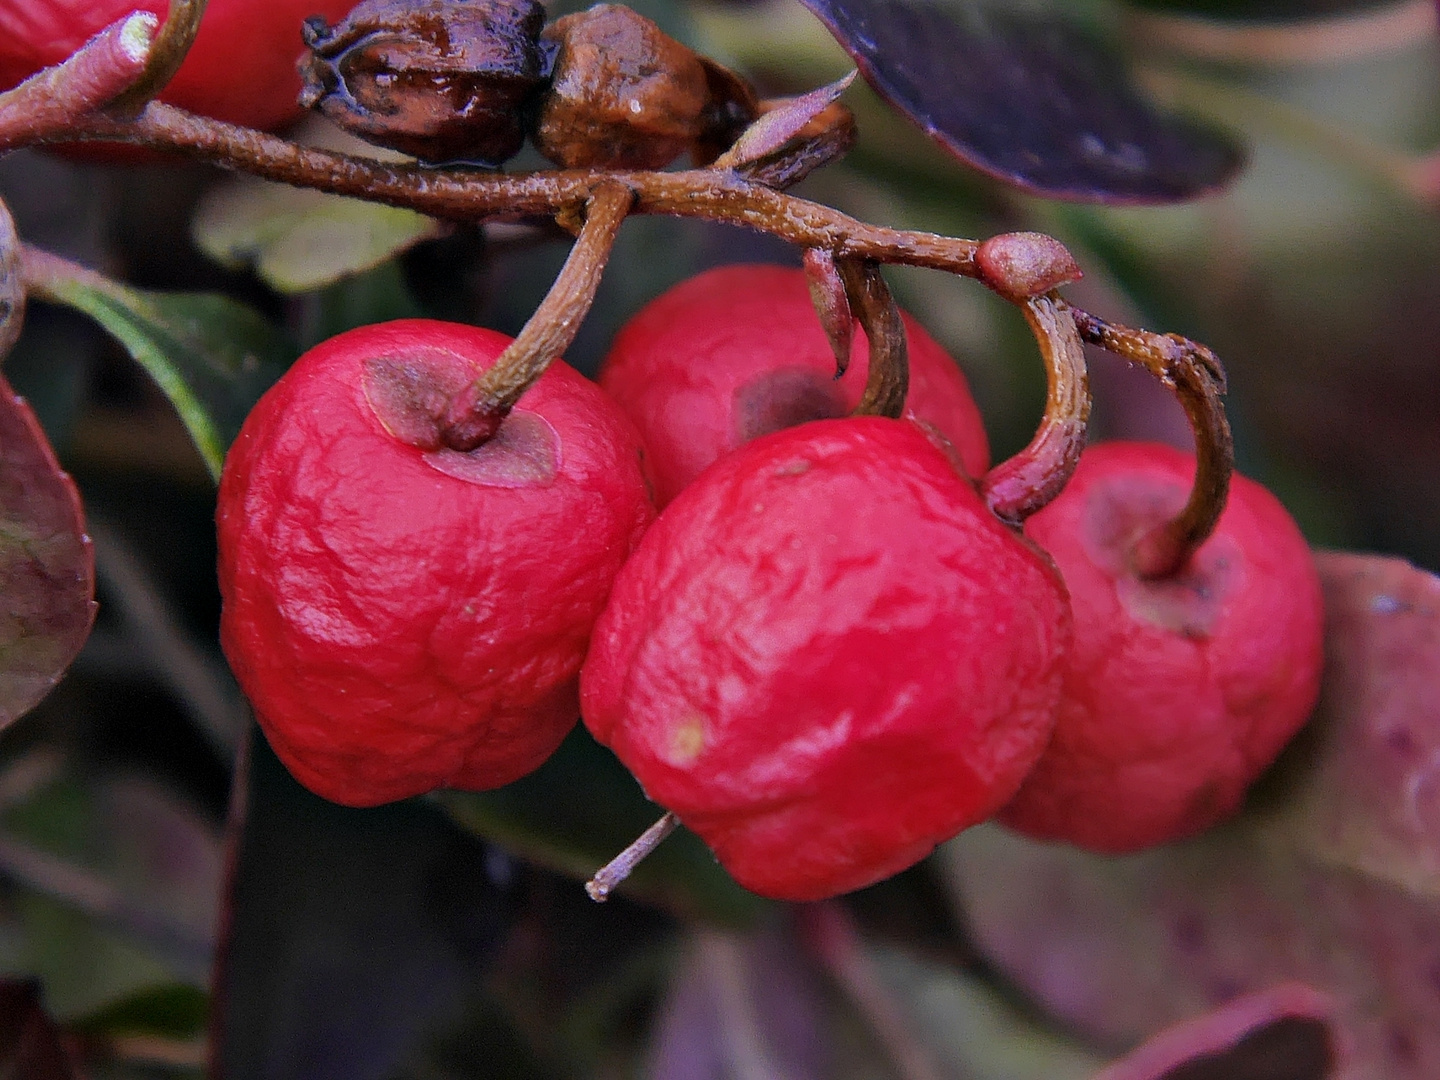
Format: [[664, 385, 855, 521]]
[[647, 920, 829, 1080], [0, 374, 95, 728], [1259, 553, 1440, 894], [797, 0, 1245, 203], [942, 553, 1440, 1079], [0, 980, 79, 1080], [1092, 984, 1340, 1080]]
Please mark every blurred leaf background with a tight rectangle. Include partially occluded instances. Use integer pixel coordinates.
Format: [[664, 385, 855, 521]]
[[0, 0, 1437, 1076]]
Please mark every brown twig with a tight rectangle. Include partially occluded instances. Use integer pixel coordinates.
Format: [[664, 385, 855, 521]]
[[441, 180, 635, 449], [16, 68, 1229, 506], [37, 102, 982, 270], [1070, 306, 1232, 578], [980, 293, 1091, 524]]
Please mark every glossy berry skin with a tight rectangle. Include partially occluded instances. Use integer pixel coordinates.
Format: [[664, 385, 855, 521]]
[[1000, 441, 1324, 852], [581, 417, 1070, 901], [597, 264, 990, 508], [0, 0, 356, 132], [218, 320, 654, 808]]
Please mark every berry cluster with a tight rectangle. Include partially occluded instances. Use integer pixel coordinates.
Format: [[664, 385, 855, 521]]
[[217, 264, 1324, 902]]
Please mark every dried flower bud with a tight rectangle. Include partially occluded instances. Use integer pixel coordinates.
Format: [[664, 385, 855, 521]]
[[533, 5, 756, 170], [298, 0, 549, 166]]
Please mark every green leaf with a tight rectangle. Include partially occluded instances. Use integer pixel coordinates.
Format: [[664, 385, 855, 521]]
[[69, 983, 208, 1040], [24, 249, 295, 481], [193, 177, 444, 295], [433, 728, 771, 927], [191, 117, 445, 294]]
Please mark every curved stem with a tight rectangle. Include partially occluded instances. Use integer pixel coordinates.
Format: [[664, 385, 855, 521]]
[[108, 0, 208, 114], [441, 180, 634, 450], [586, 811, 680, 902], [838, 259, 908, 420], [979, 294, 1090, 525], [1071, 309, 1233, 579]]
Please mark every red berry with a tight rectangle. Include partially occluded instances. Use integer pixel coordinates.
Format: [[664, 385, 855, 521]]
[[217, 319, 654, 807], [999, 441, 1324, 852], [597, 264, 990, 508], [0, 0, 356, 133], [580, 417, 1070, 901]]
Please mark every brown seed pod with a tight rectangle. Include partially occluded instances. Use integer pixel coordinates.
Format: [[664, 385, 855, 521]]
[[298, 0, 550, 166], [533, 5, 756, 170]]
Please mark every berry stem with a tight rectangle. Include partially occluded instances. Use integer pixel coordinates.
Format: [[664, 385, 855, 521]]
[[838, 259, 908, 419], [0, 13, 157, 152], [980, 293, 1091, 525], [108, 0, 209, 116], [440, 181, 634, 451], [585, 810, 680, 902], [1070, 309, 1234, 579]]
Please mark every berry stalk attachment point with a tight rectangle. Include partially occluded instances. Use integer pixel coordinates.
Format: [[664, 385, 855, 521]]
[[441, 181, 634, 450], [838, 259, 908, 420], [108, 0, 209, 115], [1071, 309, 1234, 579], [980, 293, 1090, 525], [585, 811, 680, 902]]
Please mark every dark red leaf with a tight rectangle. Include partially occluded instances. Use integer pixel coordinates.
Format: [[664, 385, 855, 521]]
[[0, 374, 95, 728], [1125, 1, 1400, 19], [1093, 984, 1340, 1080], [797, 0, 1245, 203], [648, 922, 829, 1080], [943, 553, 1440, 1079], [0, 979, 79, 1080]]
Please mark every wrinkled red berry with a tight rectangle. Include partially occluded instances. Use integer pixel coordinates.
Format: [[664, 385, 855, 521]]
[[581, 417, 1070, 901], [0, 0, 357, 132], [1000, 441, 1324, 852], [597, 264, 991, 508], [218, 319, 654, 807]]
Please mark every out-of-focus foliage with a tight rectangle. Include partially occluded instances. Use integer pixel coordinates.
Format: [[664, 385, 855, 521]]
[[944, 554, 1440, 1079]]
